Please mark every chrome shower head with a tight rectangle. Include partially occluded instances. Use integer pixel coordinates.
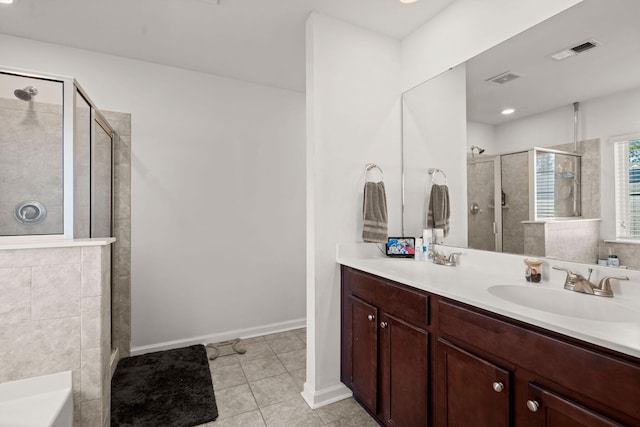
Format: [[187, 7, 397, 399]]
[[470, 145, 485, 157], [14, 86, 38, 102]]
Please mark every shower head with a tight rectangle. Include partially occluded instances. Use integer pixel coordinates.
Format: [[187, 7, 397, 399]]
[[14, 86, 38, 102], [470, 145, 485, 157]]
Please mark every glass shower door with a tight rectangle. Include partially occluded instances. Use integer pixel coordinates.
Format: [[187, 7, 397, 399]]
[[467, 156, 501, 251]]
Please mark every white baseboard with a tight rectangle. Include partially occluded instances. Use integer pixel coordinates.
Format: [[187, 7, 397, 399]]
[[130, 317, 306, 356], [301, 381, 353, 409]]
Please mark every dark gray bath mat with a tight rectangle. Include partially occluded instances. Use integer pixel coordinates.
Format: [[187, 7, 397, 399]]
[[111, 344, 218, 427]]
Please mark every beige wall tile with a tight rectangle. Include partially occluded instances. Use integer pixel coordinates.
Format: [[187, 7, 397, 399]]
[[0, 247, 81, 268], [81, 296, 101, 350], [81, 347, 102, 401], [0, 317, 80, 382], [32, 264, 81, 320], [81, 246, 103, 297], [0, 266, 31, 324], [80, 398, 103, 427]]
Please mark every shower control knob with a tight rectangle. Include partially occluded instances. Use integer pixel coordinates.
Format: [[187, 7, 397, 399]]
[[367, 314, 375, 321]]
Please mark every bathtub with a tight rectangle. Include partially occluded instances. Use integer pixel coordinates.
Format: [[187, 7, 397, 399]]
[[0, 371, 73, 427]]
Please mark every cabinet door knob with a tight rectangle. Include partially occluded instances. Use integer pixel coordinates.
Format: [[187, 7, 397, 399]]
[[492, 382, 504, 393], [380, 321, 388, 328], [367, 314, 375, 321], [526, 400, 540, 412]]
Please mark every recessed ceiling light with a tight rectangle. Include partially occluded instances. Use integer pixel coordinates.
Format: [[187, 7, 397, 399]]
[[0, 0, 14, 4], [399, 0, 418, 3], [501, 108, 515, 115]]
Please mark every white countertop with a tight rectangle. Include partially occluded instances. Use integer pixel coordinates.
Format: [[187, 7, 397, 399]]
[[337, 243, 640, 359]]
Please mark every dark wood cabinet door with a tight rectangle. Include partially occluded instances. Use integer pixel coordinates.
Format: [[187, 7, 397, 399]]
[[349, 295, 379, 414], [526, 383, 624, 427], [436, 339, 511, 427], [379, 313, 429, 427]]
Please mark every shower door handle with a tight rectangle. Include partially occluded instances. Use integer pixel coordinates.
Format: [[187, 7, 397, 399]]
[[493, 222, 497, 235]]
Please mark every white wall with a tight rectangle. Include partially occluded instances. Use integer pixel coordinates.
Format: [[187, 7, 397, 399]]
[[0, 34, 306, 351], [468, 121, 498, 154], [401, 0, 583, 91], [492, 86, 640, 240], [403, 65, 468, 246], [305, 12, 402, 407]]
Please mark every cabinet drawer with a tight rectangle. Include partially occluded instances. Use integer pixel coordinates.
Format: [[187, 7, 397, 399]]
[[438, 300, 640, 422], [343, 267, 429, 326]]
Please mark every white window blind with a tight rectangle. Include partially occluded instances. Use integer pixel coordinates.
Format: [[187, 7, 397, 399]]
[[614, 139, 640, 239], [536, 154, 555, 218]]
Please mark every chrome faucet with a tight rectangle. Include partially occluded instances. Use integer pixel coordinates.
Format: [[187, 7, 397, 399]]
[[553, 266, 629, 297], [430, 249, 461, 266], [594, 276, 630, 297]]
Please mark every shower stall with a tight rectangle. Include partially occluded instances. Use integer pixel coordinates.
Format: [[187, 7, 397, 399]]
[[0, 68, 115, 239], [467, 147, 582, 254]]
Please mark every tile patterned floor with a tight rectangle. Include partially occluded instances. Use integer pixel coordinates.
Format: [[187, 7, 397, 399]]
[[197, 328, 379, 427]]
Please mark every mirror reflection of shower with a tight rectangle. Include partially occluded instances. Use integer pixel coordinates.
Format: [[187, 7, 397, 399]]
[[470, 145, 485, 157], [14, 85, 38, 101]]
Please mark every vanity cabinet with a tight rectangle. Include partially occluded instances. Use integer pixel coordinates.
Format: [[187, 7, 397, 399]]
[[526, 383, 623, 427], [341, 266, 640, 427], [437, 300, 639, 426], [341, 266, 430, 426], [436, 339, 511, 427], [348, 295, 378, 413]]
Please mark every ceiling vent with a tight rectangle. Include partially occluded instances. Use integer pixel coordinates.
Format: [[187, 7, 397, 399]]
[[486, 71, 521, 85], [550, 39, 601, 61]]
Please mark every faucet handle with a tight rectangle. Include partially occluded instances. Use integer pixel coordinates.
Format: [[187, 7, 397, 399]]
[[553, 266, 578, 290], [447, 252, 462, 262], [594, 276, 630, 298], [552, 266, 573, 275]]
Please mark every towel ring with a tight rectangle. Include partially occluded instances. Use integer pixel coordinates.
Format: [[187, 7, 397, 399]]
[[428, 168, 447, 185], [364, 163, 384, 182]]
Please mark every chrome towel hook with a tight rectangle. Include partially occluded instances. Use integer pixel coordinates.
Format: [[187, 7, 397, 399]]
[[428, 168, 447, 185], [364, 163, 384, 182]]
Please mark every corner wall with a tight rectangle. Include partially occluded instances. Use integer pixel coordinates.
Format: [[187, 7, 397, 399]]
[[305, 12, 402, 407]]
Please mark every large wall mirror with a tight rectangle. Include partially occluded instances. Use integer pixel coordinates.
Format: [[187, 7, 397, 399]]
[[402, 0, 640, 269]]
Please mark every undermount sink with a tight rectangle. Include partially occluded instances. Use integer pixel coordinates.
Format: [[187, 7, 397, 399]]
[[487, 285, 640, 323]]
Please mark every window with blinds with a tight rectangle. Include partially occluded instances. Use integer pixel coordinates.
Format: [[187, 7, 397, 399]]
[[534, 150, 580, 218], [614, 139, 640, 239], [536, 153, 555, 218]]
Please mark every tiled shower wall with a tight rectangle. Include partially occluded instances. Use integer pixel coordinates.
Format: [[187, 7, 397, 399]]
[[0, 98, 63, 235], [501, 151, 529, 254], [0, 244, 112, 427], [467, 158, 496, 251], [102, 110, 132, 359], [598, 241, 640, 270]]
